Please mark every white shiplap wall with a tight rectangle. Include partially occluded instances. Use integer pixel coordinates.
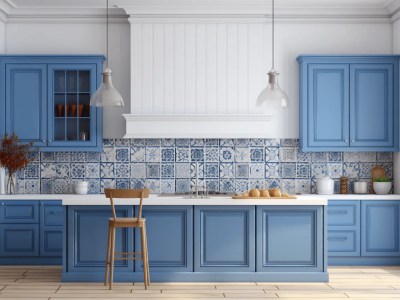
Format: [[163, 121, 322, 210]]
[[130, 20, 269, 115]]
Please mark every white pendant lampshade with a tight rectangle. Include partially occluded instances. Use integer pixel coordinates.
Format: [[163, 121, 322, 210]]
[[256, 0, 288, 109], [90, 0, 124, 107], [90, 68, 124, 107]]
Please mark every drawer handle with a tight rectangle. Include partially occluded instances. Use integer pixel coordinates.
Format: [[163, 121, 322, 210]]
[[49, 211, 63, 215], [328, 236, 348, 241], [328, 210, 348, 215]]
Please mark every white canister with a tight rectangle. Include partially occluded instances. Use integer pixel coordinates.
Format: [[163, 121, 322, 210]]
[[317, 177, 334, 195], [0, 167, 5, 195], [75, 181, 89, 195], [354, 181, 368, 194]]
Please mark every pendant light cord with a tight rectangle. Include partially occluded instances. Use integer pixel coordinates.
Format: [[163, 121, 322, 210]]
[[271, 0, 274, 69], [106, 0, 109, 69]]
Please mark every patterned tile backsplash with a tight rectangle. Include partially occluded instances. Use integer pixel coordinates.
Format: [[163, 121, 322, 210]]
[[15, 138, 393, 195]]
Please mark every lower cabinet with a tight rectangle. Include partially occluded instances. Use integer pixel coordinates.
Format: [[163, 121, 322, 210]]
[[0, 224, 39, 257]]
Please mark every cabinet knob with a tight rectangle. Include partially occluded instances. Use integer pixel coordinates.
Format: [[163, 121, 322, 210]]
[[42, 139, 46, 143], [344, 139, 348, 143], [1, 203, 4, 205], [40, 202, 44, 205], [351, 139, 355, 143], [49, 139, 52, 143]]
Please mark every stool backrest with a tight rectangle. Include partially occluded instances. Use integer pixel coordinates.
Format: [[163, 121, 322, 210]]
[[104, 188, 150, 221]]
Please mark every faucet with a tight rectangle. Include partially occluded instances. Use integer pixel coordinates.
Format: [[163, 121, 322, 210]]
[[190, 162, 209, 199]]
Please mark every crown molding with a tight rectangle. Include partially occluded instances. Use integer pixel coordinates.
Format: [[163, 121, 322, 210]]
[[386, 0, 400, 22]]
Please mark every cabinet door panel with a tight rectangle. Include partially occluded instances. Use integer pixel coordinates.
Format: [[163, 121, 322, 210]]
[[328, 230, 359, 256], [307, 64, 350, 147], [40, 226, 62, 257], [361, 201, 400, 256], [350, 64, 394, 147], [5, 64, 47, 146], [0, 224, 39, 256], [0, 201, 39, 223], [40, 201, 63, 226]]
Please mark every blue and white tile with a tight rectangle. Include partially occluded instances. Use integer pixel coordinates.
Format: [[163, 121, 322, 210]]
[[176, 148, 190, 162], [191, 148, 204, 162], [281, 163, 296, 179], [190, 179, 205, 192], [249, 163, 264, 179], [265, 147, 280, 162], [265, 139, 280, 147], [249, 138, 264, 147], [130, 179, 145, 189], [204, 148, 219, 162], [161, 164, 175, 178], [204, 163, 219, 178], [53, 179, 72, 194], [100, 179, 116, 192], [131, 163, 146, 178], [101, 148, 115, 162], [280, 139, 296, 147], [56, 163, 70, 178], [146, 163, 160, 178], [220, 179, 235, 192], [280, 147, 297, 162], [161, 148, 175, 162], [234, 139, 249, 147], [16, 179, 25, 193], [281, 180, 295, 194], [358, 152, 376, 162], [190, 163, 204, 178], [311, 163, 327, 179], [71, 163, 85, 178], [264, 179, 280, 189], [86, 163, 100, 178], [116, 179, 130, 189], [220, 147, 235, 162], [343, 152, 359, 162], [311, 178, 317, 194], [40, 163, 56, 178], [329, 152, 342, 162], [382, 163, 393, 179], [220, 163, 234, 178], [86, 152, 101, 162], [71, 152, 85, 162], [56, 152, 70, 162], [115, 163, 130, 178], [295, 179, 311, 194], [265, 163, 280, 179], [250, 148, 264, 162], [312, 152, 328, 162], [204, 139, 219, 147], [296, 163, 310, 179], [297, 151, 311, 163], [115, 148, 130, 162], [161, 139, 175, 147], [161, 180, 175, 194], [146, 139, 161, 146], [176, 179, 190, 193], [16, 168, 25, 179], [131, 139, 146, 147], [146, 147, 161, 162], [130, 147, 145, 162], [327, 163, 343, 179], [103, 138, 115, 147], [25, 164, 39, 179], [206, 180, 219, 192], [145, 179, 160, 194], [235, 179, 249, 194], [27, 151, 40, 162], [235, 164, 249, 179], [219, 139, 234, 147], [41, 152, 56, 162], [100, 162, 115, 178], [235, 147, 250, 162], [377, 152, 393, 162], [40, 179, 52, 194], [343, 163, 360, 178], [176, 139, 190, 147], [190, 139, 205, 147], [25, 179, 40, 194], [176, 163, 191, 178], [115, 138, 130, 147]]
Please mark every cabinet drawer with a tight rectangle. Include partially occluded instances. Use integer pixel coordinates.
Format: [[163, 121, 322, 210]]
[[327, 201, 359, 226], [0, 201, 39, 223], [328, 230, 359, 256], [41, 202, 63, 226]]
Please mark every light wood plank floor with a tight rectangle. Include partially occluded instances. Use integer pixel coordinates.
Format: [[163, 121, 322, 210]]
[[0, 266, 400, 299]]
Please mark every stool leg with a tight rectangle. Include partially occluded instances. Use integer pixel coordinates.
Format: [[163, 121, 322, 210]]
[[140, 226, 147, 290], [143, 222, 150, 286], [109, 226, 116, 290], [104, 223, 111, 286]]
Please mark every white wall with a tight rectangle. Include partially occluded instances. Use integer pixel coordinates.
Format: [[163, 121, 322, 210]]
[[130, 20, 392, 137], [0, 21, 5, 53], [393, 17, 400, 194], [5, 21, 130, 138]]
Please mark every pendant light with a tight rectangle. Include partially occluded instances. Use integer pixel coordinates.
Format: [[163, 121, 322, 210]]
[[90, 0, 124, 107], [256, 0, 288, 109]]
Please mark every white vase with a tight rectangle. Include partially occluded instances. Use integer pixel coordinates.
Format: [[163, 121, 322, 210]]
[[373, 182, 392, 195], [0, 168, 6, 195]]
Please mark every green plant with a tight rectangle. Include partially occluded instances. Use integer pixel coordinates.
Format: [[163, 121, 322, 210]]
[[374, 176, 392, 182]]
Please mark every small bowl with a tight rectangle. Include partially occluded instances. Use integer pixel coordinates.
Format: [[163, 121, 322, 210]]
[[373, 182, 392, 195]]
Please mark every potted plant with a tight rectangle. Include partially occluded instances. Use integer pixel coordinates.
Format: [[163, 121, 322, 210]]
[[373, 176, 392, 195]]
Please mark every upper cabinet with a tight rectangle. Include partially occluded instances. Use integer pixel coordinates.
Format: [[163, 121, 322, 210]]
[[297, 56, 399, 152], [0, 55, 104, 151]]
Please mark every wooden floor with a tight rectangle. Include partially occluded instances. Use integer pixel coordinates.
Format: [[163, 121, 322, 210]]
[[0, 266, 400, 299]]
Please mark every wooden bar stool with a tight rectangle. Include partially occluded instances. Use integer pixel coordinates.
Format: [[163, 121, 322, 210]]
[[104, 188, 150, 289]]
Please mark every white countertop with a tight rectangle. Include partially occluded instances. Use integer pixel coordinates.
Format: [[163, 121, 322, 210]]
[[0, 193, 399, 205]]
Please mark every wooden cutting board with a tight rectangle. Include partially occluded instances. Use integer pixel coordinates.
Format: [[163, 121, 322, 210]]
[[371, 165, 386, 193], [232, 195, 297, 199]]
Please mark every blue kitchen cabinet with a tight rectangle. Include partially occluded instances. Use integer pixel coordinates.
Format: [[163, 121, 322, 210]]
[[67, 206, 134, 272], [0, 200, 39, 223], [194, 206, 255, 272], [0, 224, 39, 257], [256, 206, 324, 272], [134, 206, 193, 272], [361, 201, 400, 257], [298, 55, 399, 152], [40, 201, 63, 257], [0, 55, 104, 151]]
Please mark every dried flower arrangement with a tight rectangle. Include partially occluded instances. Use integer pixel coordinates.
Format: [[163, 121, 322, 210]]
[[0, 133, 35, 193]]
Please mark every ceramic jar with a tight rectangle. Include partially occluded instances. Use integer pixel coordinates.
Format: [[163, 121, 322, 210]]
[[75, 181, 89, 195], [317, 177, 334, 195]]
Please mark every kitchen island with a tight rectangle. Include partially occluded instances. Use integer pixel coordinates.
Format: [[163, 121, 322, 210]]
[[61, 194, 328, 282]]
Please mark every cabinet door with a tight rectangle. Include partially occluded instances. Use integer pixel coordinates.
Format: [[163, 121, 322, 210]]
[[47, 64, 100, 149], [0, 201, 39, 224], [361, 201, 400, 256], [5, 64, 47, 146], [0, 224, 39, 256], [350, 64, 395, 148], [305, 64, 350, 149], [194, 206, 255, 272], [40, 226, 62, 257], [40, 201, 63, 226], [134, 206, 193, 272]]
